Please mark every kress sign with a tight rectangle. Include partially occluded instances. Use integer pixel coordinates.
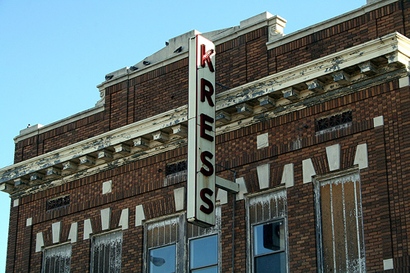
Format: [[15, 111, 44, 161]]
[[187, 34, 216, 227]]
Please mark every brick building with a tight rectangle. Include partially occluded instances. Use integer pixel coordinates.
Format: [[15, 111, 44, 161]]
[[1, 0, 410, 272]]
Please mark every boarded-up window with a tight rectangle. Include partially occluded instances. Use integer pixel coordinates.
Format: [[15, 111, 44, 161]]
[[314, 171, 365, 272], [246, 189, 288, 273], [90, 231, 122, 273], [42, 243, 72, 273]]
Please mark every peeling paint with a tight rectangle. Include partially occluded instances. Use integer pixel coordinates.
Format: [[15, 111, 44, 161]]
[[2, 32, 410, 196]]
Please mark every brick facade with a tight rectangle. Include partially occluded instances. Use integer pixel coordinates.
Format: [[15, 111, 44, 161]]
[[3, 0, 410, 272]]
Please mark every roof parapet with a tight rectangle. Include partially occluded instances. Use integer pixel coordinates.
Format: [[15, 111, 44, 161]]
[[3, 32, 410, 196], [18, 124, 44, 136], [240, 11, 287, 39], [100, 12, 287, 87], [366, 0, 383, 4]]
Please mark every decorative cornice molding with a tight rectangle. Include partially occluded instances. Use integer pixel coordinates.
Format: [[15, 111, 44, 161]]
[[1, 32, 409, 196]]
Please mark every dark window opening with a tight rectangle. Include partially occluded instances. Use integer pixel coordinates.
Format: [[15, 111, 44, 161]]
[[165, 160, 187, 176], [46, 195, 70, 211], [315, 110, 352, 132]]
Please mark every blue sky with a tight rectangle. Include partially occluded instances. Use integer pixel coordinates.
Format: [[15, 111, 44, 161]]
[[0, 0, 365, 270]]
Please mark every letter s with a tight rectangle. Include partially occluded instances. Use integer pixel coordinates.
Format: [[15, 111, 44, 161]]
[[200, 151, 214, 176], [200, 188, 214, 214]]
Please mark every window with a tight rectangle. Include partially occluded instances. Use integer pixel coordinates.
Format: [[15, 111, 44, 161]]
[[149, 244, 176, 273], [46, 195, 70, 211], [145, 214, 185, 273], [187, 206, 221, 273], [246, 189, 288, 273], [314, 170, 365, 272], [165, 160, 187, 175], [42, 243, 72, 273], [164, 160, 188, 186], [253, 220, 286, 273], [145, 209, 221, 273], [315, 110, 352, 134], [90, 231, 123, 273], [189, 234, 218, 272]]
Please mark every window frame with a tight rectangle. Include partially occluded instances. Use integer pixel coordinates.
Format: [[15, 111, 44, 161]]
[[148, 242, 177, 273], [143, 213, 186, 273], [188, 233, 219, 273], [41, 242, 72, 273], [313, 168, 366, 272], [90, 229, 123, 273], [251, 218, 287, 273], [246, 188, 288, 273]]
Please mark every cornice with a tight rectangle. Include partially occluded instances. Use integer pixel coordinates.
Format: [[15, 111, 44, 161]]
[[1, 32, 409, 197]]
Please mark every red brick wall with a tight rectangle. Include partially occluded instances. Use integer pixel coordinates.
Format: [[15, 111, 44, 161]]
[[8, 2, 410, 272], [7, 76, 410, 272], [13, 1, 410, 164]]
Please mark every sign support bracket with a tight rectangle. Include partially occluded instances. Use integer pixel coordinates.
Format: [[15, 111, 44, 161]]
[[216, 176, 239, 193]]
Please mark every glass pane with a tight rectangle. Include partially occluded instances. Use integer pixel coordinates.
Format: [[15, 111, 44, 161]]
[[192, 265, 218, 273], [255, 252, 286, 273], [190, 235, 218, 269], [149, 244, 176, 273], [254, 221, 285, 256]]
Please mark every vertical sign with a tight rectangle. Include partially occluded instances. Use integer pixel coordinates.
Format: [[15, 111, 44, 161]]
[[187, 34, 216, 227]]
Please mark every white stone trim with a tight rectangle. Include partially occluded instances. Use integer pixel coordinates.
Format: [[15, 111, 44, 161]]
[[257, 164, 270, 190], [173, 187, 185, 211], [135, 205, 145, 227], [383, 258, 394, 270], [303, 159, 316, 184], [26, 217, 32, 227], [281, 163, 294, 188], [217, 189, 228, 205], [100, 208, 111, 231], [83, 219, 93, 240], [236, 177, 248, 200], [354, 143, 369, 169], [399, 76, 410, 87], [373, 116, 384, 127], [326, 144, 341, 171], [0, 105, 188, 185], [68, 222, 78, 243], [257, 133, 269, 149], [52, 222, 61, 244], [102, 180, 112, 195], [35, 232, 44, 252], [119, 208, 129, 230]]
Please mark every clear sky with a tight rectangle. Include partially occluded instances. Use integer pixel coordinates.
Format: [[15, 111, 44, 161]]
[[0, 0, 365, 270]]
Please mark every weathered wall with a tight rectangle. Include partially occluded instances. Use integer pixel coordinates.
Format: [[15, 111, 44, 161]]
[[7, 1, 410, 272], [7, 77, 410, 272], [14, 1, 410, 164]]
